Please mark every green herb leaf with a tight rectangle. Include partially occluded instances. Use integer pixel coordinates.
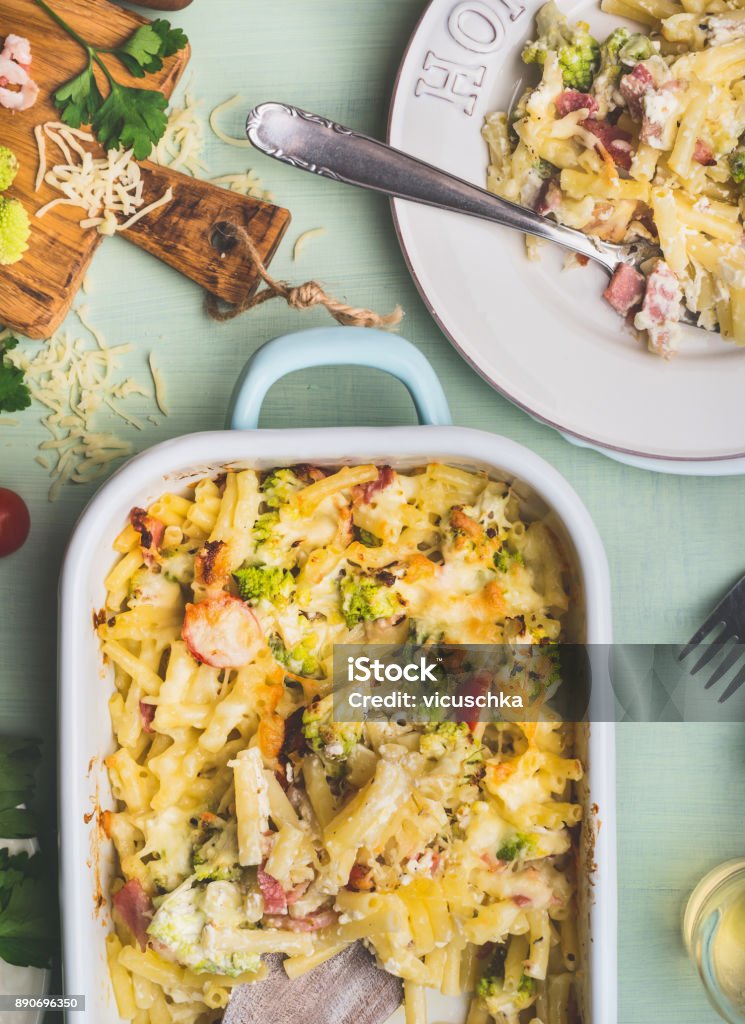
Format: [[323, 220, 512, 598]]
[[0, 808, 37, 839], [114, 24, 164, 78], [113, 20, 187, 78], [53, 63, 104, 129], [37, 1, 188, 153], [0, 873, 54, 968], [152, 19, 188, 59], [0, 356, 30, 414], [0, 738, 41, 817], [93, 83, 168, 160]]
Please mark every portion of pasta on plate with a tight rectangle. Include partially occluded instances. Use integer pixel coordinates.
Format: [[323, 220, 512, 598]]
[[483, 0, 745, 357], [98, 463, 584, 1024]]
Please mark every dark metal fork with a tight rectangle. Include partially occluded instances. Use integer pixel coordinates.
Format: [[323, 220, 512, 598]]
[[678, 576, 745, 702]]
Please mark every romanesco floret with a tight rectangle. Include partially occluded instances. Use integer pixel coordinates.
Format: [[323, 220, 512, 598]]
[[477, 948, 535, 1011], [731, 148, 745, 186], [0, 147, 19, 192], [302, 694, 363, 775], [253, 511, 279, 547], [619, 33, 656, 65], [148, 877, 261, 978], [269, 634, 321, 677], [497, 832, 534, 861], [493, 547, 524, 573], [261, 468, 303, 508], [599, 26, 629, 68], [522, 1, 600, 91], [477, 945, 507, 999], [420, 721, 478, 759], [339, 573, 400, 629], [233, 563, 294, 605], [0, 196, 30, 266]]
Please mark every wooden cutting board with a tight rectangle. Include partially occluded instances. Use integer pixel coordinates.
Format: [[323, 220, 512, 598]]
[[0, 0, 290, 338]]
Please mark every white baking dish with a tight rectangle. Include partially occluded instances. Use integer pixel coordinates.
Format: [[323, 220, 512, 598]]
[[58, 327, 616, 1024]]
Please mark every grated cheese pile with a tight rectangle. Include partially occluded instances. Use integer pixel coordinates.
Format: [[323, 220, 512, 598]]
[[152, 89, 208, 177], [34, 122, 173, 235], [151, 89, 274, 201], [1, 311, 162, 502]]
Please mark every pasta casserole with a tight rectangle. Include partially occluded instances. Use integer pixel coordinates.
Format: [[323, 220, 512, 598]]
[[483, 0, 745, 357], [97, 462, 584, 1024]]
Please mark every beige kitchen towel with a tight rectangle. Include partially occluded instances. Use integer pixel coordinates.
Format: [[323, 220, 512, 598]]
[[223, 944, 403, 1024]]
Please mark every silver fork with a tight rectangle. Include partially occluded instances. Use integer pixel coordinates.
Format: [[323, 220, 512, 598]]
[[246, 102, 704, 330], [678, 575, 745, 702]]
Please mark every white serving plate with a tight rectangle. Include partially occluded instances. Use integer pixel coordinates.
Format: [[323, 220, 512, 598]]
[[388, 0, 745, 469], [59, 329, 617, 1023]]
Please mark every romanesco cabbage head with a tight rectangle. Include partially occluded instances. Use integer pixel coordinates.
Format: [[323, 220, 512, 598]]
[[0, 197, 30, 266]]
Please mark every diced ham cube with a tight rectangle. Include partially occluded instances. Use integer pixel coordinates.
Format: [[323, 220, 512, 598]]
[[693, 139, 715, 165], [634, 261, 682, 358], [603, 264, 646, 317], [582, 119, 633, 171], [139, 700, 156, 733], [258, 867, 288, 915], [555, 90, 599, 118], [112, 880, 154, 951], [619, 63, 655, 120], [535, 180, 562, 216], [263, 910, 338, 932]]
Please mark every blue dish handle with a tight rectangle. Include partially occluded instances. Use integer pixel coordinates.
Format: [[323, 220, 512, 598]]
[[228, 326, 452, 429]]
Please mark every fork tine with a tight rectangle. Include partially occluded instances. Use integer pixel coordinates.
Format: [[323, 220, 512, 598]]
[[719, 660, 745, 703], [679, 616, 727, 662], [688, 627, 731, 675], [704, 643, 741, 690]]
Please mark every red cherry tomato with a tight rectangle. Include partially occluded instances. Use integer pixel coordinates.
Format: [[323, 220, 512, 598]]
[[0, 487, 30, 557]]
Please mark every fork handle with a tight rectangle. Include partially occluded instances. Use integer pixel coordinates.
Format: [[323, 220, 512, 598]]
[[246, 102, 617, 274]]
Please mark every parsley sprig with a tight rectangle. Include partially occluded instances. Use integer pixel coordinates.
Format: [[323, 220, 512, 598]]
[[0, 336, 30, 415], [34, 0, 188, 160]]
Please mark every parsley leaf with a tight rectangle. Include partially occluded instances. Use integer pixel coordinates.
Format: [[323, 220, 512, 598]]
[[53, 61, 104, 127], [34, 1, 188, 155], [0, 873, 54, 968], [93, 83, 169, 161], [113, 20, 188, 78], [0, 338, 30, 415]]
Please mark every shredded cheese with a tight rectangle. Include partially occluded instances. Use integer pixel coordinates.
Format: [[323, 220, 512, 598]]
[[152, 88, 208, 176], [151, 92, 273, 198], [5, 303, 168, 501], [211, 171, 274, 202], [209, 94, 253, 148], [148, 353, 169, 415], [0, 417, 18, 426], [33, 122, 173, 235], [293, 227, 326, 261]]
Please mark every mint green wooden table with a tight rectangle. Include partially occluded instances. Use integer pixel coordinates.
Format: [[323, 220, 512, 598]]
[[1, 2, 743, 1021]]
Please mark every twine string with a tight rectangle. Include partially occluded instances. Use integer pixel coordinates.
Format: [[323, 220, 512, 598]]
[[206, 222, 403, 328]]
